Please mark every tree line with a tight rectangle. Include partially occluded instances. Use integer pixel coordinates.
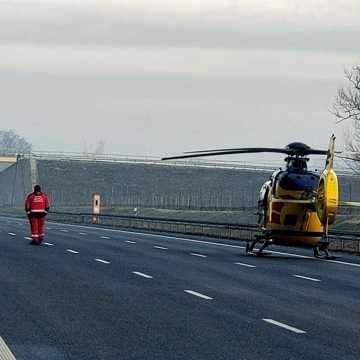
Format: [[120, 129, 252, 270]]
[[0, 130, 32, 155]]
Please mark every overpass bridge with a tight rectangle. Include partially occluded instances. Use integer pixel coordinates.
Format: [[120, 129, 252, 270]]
[[0, 151, 358, 210]]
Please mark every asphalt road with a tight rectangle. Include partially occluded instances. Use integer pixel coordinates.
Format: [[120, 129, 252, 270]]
[[0, 216, 360, 360]]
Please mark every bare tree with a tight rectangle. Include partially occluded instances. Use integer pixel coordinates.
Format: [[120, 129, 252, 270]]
[[332, 66, 360, 172], [0, 130, 32, 155], [333, 65, 360, 125]]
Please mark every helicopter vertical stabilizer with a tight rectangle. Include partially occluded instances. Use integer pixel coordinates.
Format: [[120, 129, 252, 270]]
[[316, 135, 339, 226]]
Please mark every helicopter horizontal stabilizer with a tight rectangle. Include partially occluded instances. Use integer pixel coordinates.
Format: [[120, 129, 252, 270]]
[[339, 201, 360, 207]]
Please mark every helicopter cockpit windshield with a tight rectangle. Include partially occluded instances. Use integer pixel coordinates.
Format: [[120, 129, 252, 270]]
[[276, 172, 320, 196]]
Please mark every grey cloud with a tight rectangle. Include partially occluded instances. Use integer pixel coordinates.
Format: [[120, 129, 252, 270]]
[[0, 5, 359, 54]]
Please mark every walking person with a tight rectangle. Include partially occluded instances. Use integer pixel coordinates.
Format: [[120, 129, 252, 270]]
[[25, 185, 50, 245]]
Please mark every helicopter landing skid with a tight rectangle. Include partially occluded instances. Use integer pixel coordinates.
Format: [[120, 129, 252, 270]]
[[313, 242, 336, 259]]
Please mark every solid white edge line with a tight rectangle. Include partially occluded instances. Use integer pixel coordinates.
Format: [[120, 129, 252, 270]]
[[293, 275, 321, 282], [0, 336, 16, 360], [190, 253, 207, 258], [235, 262, 256, 268], [66, 249, 79, 254], [263, 319, 306, 334], [133, 271, 153, 279], [15, 218, 360, 269], [95, 258, 110, 264], [184, 290, 213, 300]]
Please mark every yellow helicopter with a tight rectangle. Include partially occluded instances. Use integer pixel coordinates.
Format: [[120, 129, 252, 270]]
[[163, 135, 352, 259]]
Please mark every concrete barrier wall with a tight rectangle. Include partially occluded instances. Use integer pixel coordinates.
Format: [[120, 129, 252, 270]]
[[0, 159, 32, 207], [36, 160, 270, 209]]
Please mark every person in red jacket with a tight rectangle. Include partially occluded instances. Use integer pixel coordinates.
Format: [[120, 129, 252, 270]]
[[25, 185, 50, 245]]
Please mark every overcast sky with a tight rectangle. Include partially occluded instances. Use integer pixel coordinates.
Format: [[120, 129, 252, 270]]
[[1, 0, 359, 160]]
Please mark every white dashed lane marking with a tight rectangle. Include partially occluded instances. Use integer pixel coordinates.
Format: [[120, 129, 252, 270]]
[[263, 319, 306, 334], [67, 249, 79, 254], [133, 272, 153, 279], [293, 275, 321, 282], [95, 258, 110, 264], [32, 220, 360, 269], [44, 242, 55, 246], [190, 253, 207, 258], [125, 241, 136, 244], [79, 233, 87, 235], [235, 262, 256, 268], [184, 290, 213, 300], [8, 233, 16, 236], [24, 237, 32, 241], [101, 236, 110, 239], [60, 229, 69, 233], [154, 246, 168, 250]]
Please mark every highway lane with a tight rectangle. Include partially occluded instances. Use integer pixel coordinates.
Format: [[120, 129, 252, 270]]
[[0, 216, 359, 359]]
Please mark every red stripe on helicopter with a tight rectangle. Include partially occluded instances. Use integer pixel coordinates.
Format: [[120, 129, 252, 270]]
[[271, 202, 284, 224], [272, 203, 284, 212]]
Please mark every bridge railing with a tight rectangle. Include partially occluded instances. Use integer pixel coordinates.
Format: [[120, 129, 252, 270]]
[[47, 211, 360, 253]]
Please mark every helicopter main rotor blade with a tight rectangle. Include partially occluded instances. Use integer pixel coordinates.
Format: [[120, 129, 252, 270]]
[[162, 148, 328, 161], [184, 147, 289, 154], [163, 148, 288, 161]]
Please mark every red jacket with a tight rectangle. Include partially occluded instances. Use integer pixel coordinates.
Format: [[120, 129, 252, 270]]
[[25, 192, 50, 215]]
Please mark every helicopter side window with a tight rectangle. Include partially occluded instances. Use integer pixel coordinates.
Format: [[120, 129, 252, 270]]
[[278, 173, 320, 192]]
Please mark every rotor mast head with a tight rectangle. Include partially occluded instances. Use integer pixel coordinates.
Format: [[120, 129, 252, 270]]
[[284, 143, 312, 171]]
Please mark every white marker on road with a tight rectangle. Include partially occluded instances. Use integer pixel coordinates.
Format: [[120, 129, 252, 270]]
[[60, 229, 69, 233], [133, 271, 153, 279], [101, 236, 110, 239], [184, 290, 213, 300], [43, 220, 360, 269], [154, 246, 168, 250], [95, 258, 110, 264], [263, 319, 306, 334], [44, 242, 55, 246], [190, 253, 207, 258], [125, 240, 136, 244], [0, 336, 16, 360], [235, 262, 256, 268], [8, 233, 16, 236], [67, 249, 79, 254], [79, 232, 87, 235], [293, 275, 321, 282], [24, 237, 32, 241]]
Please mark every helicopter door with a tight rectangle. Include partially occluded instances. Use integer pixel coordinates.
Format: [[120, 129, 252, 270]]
[[316, 135, 339, 226]]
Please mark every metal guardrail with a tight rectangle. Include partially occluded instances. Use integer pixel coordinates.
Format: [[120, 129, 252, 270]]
[[47, 211, 360, 252], [48, 211, 261, 242]]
